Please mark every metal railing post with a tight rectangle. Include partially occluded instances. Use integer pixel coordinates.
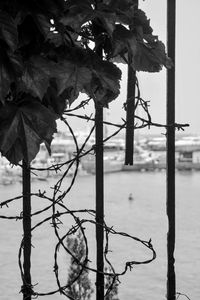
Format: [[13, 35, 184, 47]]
[[22, 160, 32, 300], [95, 104, 104, 300], [125, 0, 138, 165], [125, 65, 136, 165], [167, 1, 176, 299]]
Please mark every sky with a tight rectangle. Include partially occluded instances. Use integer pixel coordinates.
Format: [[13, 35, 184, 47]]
[[58, 0, 200, 137]]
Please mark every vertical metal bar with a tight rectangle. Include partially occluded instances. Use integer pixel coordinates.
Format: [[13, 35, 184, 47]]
[[22, 160, 32, 300], [95, 104, 104, 300], [167, 1, 176, 299], [125, 66, 136, 165], [93, 0, 104, 296], [125, 0, 138, 165]]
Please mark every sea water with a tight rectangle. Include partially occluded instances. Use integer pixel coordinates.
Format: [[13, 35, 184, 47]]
[[0, 171, 199, 300]]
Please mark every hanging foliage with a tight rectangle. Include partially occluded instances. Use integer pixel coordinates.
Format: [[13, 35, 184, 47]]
[[0, 0, 171, 164]]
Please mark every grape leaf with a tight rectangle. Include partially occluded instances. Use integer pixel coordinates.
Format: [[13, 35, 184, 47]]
[[15, 0, 65, 17], [46, 31, 68, 47], [54, 48, 121, 106], [100, 11, 116, 35], [94, 4, 116, 35], [0, 10, 18, 51], [134, 9, 153, 34], [34, 14, 52, 38], [20, 56, 54, 100], [0, 11, 21, 103], [43, 82, 67, 115], [92, 64, 121, 107], [103, 0, 136, 26], [40, 0, 65, 16], [60, 0, 94, 31], [0, 100, 57, 164], [46, 28, 79, 48], [0, 49, 23, 104], [54, 59, 92, 105], [0, 54, 12, 104], [133, 38, 172, 72], [111, 25, 137, 61], [110, 25, 171, 72], [89, 57, 121, 106]]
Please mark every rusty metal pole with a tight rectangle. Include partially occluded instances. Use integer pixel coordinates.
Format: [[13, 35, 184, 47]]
[[22, 160, 32, 300], [166, 1, 176, 299]]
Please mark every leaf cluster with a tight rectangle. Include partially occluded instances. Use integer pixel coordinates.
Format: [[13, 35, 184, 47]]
[[0, 0, 171, 164]]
